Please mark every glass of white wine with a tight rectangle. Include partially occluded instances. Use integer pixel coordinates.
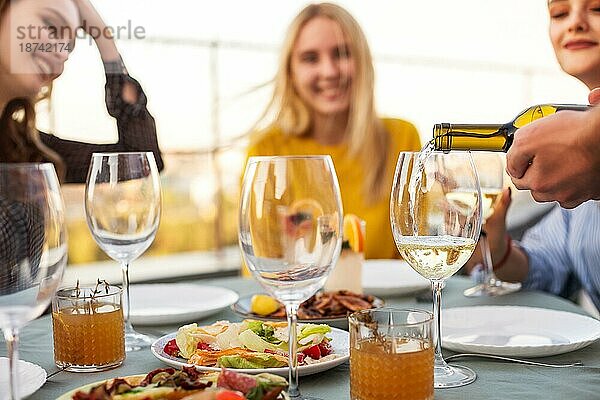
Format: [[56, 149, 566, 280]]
[[239, 156, 342, 399], [85, 152, 161, 351], [390, 151, 482, 388], [462, 153, 521, 297]]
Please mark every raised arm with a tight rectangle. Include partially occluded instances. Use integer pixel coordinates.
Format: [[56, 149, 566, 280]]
[[40, 0, 163, 183]]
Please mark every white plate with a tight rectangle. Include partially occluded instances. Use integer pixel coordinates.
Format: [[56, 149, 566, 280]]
[[442, 306, 600, 357], [151, 328, 349, 377], [130, 284, 239, 326], [0, 357, 46, 400], [55, 375, 145, 400], [362, 259, 430, 296]]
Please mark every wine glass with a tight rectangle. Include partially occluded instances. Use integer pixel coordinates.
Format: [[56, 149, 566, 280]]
[[239, 156, 342, 399], [0, 163, 67, 400], [85, 152, 161, 351], [390, 151, 482, 388], [463, 153, 521, 297]]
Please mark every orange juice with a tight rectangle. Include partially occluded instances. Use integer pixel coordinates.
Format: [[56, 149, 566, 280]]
[[52, 303, 124, 370], [350, 337, 434, 400]]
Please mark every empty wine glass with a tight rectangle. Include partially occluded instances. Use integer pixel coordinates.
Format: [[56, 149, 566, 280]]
[[239, 156, 342, 399], [0, 163, 67, 400], [85, 152, 161, 351], [391, 151, 482, 388], [463, 153, 521, 297]]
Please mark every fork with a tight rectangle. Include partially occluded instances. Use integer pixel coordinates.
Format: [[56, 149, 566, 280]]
[[445, 353, 584, 368], [46, 366, 68, 380]]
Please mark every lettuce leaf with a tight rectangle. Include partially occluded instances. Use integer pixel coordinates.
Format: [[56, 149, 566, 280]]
[[218, 353, 288, 369], [297, 324, 331, 346], [238, 329, 284, 353], [245, 321, 281, 345], [245, 373, 288, 400]]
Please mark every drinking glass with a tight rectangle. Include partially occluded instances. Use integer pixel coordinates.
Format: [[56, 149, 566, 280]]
[[463, 153, 521, 297], [349, 308, 434, 400], [0, 163, 67, 400], [390, 151, 482, 388], [52, 284, 125, 371], [85, 152, 161, 351], [239, 156, 342, 399]]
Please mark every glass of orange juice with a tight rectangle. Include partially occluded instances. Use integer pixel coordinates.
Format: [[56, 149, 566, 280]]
[[349, 308, 434, 400], [52, 283, 125, 372]]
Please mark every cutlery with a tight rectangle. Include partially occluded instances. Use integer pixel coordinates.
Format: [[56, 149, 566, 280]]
[[445, 353, 583, 368], [46, 366, 68, 380]]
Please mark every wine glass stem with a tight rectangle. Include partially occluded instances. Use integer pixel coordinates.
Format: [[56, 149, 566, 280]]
[[3, 327, 20, 400], [479, 231, 497, 286], [121, 261, 133, 329], [431, 280, 446, 368], [285, 302, 301, 398]]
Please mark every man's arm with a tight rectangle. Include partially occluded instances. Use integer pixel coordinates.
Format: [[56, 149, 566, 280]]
[[506, 102, 600, 208]]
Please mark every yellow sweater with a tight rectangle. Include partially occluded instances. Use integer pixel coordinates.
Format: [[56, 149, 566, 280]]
[[245, 118, 421, 259]]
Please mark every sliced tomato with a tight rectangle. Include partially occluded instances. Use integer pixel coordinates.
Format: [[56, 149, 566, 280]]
[[216, 389, 246, 400], [297, 352, 306, 364], [197, 342, 212, 350], [163, 339, 180, 357], [302, 344, 321, 360], [318, 340, 333, 356]]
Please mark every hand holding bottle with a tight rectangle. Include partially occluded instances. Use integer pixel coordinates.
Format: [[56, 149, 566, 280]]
[[463, 188, 512, 274], [506, 102, 600, 208]]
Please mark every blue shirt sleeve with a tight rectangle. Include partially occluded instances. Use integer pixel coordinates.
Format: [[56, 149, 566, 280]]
[[519, 207, 579, 297]]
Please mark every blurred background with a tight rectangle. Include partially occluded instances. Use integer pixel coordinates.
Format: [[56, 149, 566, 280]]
[[39, 0, 587, 280]]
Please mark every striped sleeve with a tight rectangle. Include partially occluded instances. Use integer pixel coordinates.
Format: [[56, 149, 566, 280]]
[[519, 207, 579, 298]]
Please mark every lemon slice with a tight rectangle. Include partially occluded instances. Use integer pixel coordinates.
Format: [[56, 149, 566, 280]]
[[289, 198, 324, 219], [250, 294, 280, 316], [286, 198, 324, 251], [343, 214, 365, 253]]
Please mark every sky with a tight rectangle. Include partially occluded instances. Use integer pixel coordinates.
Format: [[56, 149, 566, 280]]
[[41, 0, 589, 151]]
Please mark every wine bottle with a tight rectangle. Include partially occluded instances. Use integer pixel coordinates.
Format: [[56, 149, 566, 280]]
[[433, 104, 589, 152]]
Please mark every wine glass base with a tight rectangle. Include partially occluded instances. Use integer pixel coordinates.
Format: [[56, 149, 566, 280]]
[[435, 364, 476, 388], [463, 281, 521, 297], [125, 331, 155, 352]]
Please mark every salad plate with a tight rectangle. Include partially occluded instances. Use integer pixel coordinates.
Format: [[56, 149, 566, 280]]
[[151, 327, 349, 377], [129, 284, 239, 325], [442, 306, 600, 357], [54, 368, 288, 400], [55, 375, 146, 400]]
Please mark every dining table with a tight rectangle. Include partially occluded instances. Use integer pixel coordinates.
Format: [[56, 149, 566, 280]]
[[2, 275, 599, 400]]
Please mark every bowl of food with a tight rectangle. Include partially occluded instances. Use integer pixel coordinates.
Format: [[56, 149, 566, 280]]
[[56, 366, 288, 400], [231, 291, 384, 330]]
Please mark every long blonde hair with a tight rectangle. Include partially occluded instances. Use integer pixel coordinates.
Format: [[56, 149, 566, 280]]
[[260, 2, 388, 203], [0, 0, 66, 180]]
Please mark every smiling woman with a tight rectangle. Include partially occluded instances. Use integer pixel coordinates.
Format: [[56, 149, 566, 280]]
[[0, 0, 163, 183], [548, 0, 600, 89], [245, 3, 422, 260]]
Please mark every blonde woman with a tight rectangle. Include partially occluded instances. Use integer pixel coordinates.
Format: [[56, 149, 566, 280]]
[[246, 3, 421, 259]]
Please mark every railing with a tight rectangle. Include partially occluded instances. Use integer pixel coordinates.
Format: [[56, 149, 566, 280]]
[[63, 144, 247, 265]]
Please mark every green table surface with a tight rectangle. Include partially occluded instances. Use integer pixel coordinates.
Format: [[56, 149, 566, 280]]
[[3, 276, 600, 400]]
